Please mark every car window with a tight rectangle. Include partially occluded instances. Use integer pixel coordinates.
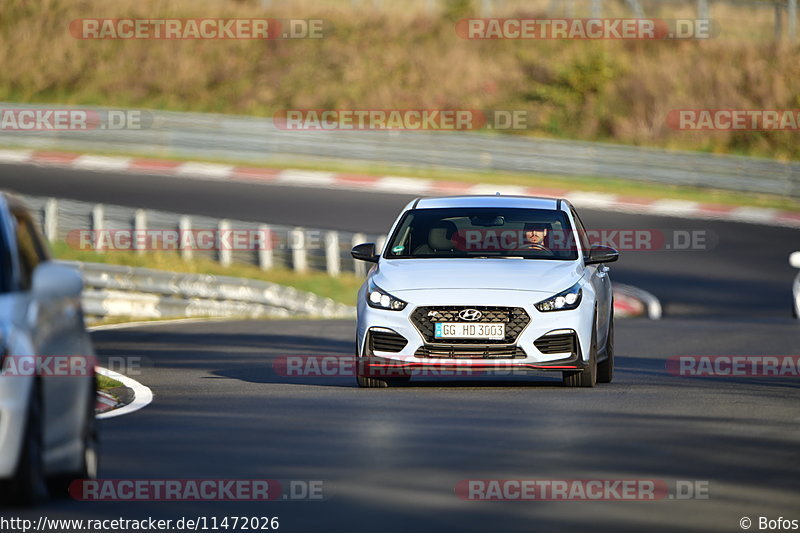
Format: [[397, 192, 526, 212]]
[[569, 207, 592, 260], [13, 212, 48, 291], [385, 207, 579, 261]]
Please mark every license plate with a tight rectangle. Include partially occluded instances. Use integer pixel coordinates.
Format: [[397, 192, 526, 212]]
[[434, 322, 506, 340]]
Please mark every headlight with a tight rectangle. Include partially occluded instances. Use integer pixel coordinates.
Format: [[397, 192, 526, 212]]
[[366, 279, 407, 311], [535, 282, 582, 312]]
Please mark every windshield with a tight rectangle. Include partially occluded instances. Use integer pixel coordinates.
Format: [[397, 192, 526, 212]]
[[384, 207, 579, 261]]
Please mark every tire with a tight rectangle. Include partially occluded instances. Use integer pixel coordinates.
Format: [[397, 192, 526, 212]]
[[48, 380, 99, 498], [356, 375, 390, 388], [563, 319, 597, 388], [354, 334, 409, 388], [355, 337, 388, 388], [356, 372, 410, 388], [597, 314, 614, 384], [3, 382, 48, 506]]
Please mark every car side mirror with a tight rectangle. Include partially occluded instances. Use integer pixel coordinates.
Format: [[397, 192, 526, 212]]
[[32, 261, 84, 299], [351, 243, 379, 263], [585, 245, 619, 265], [790, 251, 800, 269]]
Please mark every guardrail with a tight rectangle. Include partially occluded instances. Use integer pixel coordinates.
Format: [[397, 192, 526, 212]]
[[66, 261, 355, 320], [22, 195, 387, 276], [2, 103, 798, 197]]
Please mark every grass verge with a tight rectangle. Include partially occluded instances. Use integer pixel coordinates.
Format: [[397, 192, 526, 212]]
[[2, 0, 799, 160], [97, 374, 123, 392], [52, 242, 363, 306]]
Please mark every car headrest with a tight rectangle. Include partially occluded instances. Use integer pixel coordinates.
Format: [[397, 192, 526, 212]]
[[428, 221, 457, 251]]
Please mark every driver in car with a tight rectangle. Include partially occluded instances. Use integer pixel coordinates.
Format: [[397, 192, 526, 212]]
[[522, 222, 551, 251]]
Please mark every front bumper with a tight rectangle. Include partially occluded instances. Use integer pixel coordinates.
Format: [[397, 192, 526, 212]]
[[356, 288, 595, 377]]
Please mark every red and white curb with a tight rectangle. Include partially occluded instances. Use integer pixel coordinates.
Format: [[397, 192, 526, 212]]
[[95, 390, 119, 414], [614, 284, 662, 319], [1, 148, 799, 228], [94, 366, 153, 420]]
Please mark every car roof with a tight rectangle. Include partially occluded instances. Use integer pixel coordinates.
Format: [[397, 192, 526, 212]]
[[412, 195, 563, 210]]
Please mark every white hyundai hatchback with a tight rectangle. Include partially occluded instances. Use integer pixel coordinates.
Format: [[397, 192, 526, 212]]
[[351, 195, 619, 388]]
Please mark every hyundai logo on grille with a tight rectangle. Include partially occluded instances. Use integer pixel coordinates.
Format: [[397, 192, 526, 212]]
[[458, 309, 483, 321]]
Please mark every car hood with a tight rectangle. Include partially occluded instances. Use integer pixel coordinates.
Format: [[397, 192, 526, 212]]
[[373, 258, 583, 295]]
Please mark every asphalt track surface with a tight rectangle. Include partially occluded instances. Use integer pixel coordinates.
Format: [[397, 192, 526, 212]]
[[3, 163, 800, 532], [0, 162, 797, 317]]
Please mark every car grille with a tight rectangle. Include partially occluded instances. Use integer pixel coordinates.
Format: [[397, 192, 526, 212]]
[[369, 330, 408, 353], [415, 345, 526, 359], [534, 332, 577, 355], [410, 306, 530, 345]]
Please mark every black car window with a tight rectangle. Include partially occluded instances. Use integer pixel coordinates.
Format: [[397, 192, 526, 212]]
[[385, 207, 579, 261], [13, 211, 47, 291]]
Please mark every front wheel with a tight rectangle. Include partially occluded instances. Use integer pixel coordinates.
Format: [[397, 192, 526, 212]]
[[563, 320, 597, 388], [597, 315, 614, 384], [48, 380, 99, 498], [3, 383, 48, 506], [356, 375, 389, 388], [355, 340, 407, 388]]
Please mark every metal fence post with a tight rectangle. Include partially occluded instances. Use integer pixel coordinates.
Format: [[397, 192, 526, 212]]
[[591, 0, 602, 19], [134, 209, 147, 255], [218, 219, 232, 267], [92, 204, 104, 252], [352, 233, 367, 277], [790, 0, 797, 41], [697, 0, 709, 21], [258, 224, 274, 270], [626, 0, 644, 18], [43, 198, 57, 243], [291, 227, 308, 273], [325, 230, 341, 277], [179, 216, 193, 261], [775, 2, 784, 40]]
